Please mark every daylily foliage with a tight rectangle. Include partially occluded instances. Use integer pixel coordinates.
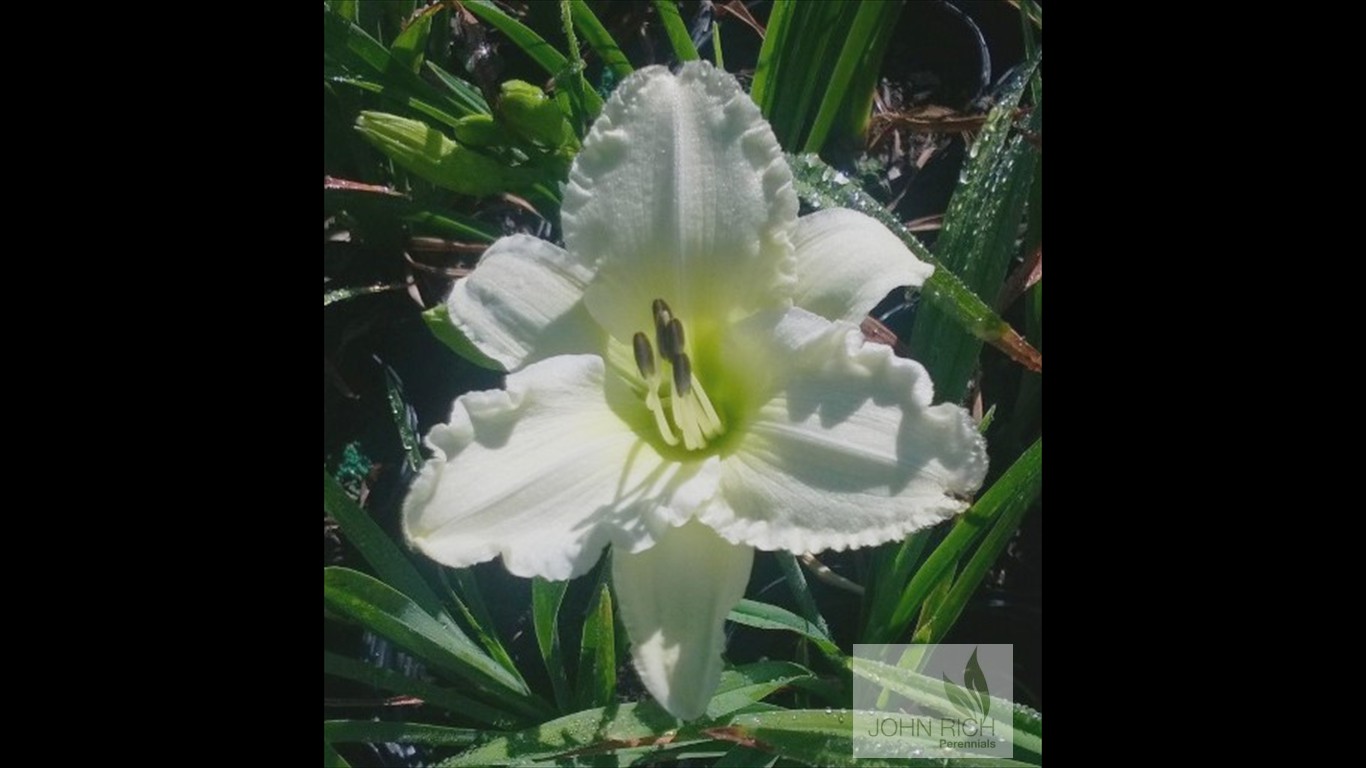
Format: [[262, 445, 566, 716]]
[[404, 62, 987, 720]]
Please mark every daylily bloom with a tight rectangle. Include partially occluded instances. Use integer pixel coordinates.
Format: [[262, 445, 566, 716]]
[[404, 62, 987, 720]]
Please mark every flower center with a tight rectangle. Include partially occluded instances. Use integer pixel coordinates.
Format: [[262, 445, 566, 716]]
[[631, 299, 725, 451]]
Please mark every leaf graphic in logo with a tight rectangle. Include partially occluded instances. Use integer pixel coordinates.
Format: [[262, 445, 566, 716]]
[[963, 647, 991, 720], [942, 674, 978, 721]]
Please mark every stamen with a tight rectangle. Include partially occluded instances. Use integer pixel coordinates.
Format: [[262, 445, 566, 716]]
[[665, 318, 686, 361], [632, 332, 656, 379], [646, 389, 679, 446], [656, 319, 676, 364], [652, 299, 673, 335], [672, 352, 693, 396], [636, 298, 723, 451], [690, 374, 723, 437]]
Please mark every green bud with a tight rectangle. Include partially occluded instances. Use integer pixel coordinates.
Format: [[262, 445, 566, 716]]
[[452, 114, 501, 149], [497, 80, 572, 148], [354, 111, 536, 197]]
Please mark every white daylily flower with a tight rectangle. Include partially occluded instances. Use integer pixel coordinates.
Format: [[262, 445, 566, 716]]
[[404, 61, 988, 720]]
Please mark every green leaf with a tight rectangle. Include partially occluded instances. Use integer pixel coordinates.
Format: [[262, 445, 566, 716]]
[[381, 364, 423, 472], [913, 439, 1042, 645], [848, 655, 1042, 758], [863, 528, 932, 640], [728, 599, 839, 658], [322, 470, 450, 624], [749, 0, 793, 112], [439, 663, 811, 766], [324, 720, 480, 747], [775, 552, 829, 638], [323, 282, 405, 307], [907, 58, 1043, 404], [422, 304, 505, 370], [652, 0, 699, 62], [575, 583, 617, 710], [570, 0, 633, 79], [716, 709, 1035, 767], [324, 6, 483, 127], [532, 577, 573, 712], [441, 568, 526, 684], [402, 210, 498, 243], [324, 651, 522, 728], [426, 62, 493, 116], [390, 6, 435, 74], [323, 567, 544, 718], [801, 0, 902, 153]]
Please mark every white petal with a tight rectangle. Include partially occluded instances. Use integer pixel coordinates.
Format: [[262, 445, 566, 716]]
[[700, 308, 988, 553], [791, 208, 935, 324], [613, 519, 753, 720], [403, 354, 721, 581], [561, 61, 798, 342], [447, 235, 602, 371]]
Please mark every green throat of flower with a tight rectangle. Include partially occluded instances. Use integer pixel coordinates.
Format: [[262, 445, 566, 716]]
[[631, 299, 725, 451]]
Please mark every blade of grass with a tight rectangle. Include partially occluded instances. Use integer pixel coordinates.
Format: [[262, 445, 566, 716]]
[[390, 4, 438, 74], [765, 2, 852, 148], [713, 708, 1035, 767], [881, 439, 1042, 643], [652, 0, 700, 62], [324, 567, 546, 718], [912, 439, 1041, 644], [441, 663, 813, 766], [846, 655, 1042, 756], [324, 720, 481, 747], [907, 58, 1042, 403], [437, 567, 527, 685], [324, 6, 483, 126], [381, 364, 424, 472], [712, 20, 725, 69], [324, 283, 405, 307], [800, 0, 898, 153], [749, 0, 793, 111], [728, 599, 839, 658], [575, 583, 616, 710], [324, 650, 523, 728], [426, 62, 493, 116], [862, 528, 932, 638], [570, 0, 633, 79], [323, 470, 451, 624], [402, 210, 498, 243], [532, 577, 572, 712], [775, 551, 829, 638], [786, 152, 1041, 373]]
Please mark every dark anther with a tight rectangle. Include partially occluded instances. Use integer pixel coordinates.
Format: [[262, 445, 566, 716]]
[[672, 352, 692, 396], [633, 332, 655, 379]]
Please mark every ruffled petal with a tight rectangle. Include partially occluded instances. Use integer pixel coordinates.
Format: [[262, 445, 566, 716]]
[[700, 308, 988, 553], [791, 208, 935, 324], [612, 518, 753, 720], [447, 235, 602, 372], [403, 354, 721, 581], [562, 61, 798, 343]]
